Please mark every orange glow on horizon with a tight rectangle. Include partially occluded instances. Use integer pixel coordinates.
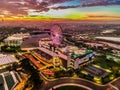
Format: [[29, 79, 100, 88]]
[[0, 17, 120, 21]]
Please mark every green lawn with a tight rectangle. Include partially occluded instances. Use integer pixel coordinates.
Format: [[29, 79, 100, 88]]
[[93, 55, 120, 84], [93, 55, 120, 70]]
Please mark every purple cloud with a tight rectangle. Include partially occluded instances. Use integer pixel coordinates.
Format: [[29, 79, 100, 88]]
[[0, 0, 120, 17], [81, 0, 120, 7], [52, 5, 80, 10]]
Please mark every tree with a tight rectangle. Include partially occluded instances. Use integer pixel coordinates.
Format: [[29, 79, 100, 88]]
[[20, 58, 43, 89], [66, 68, 74, 77]]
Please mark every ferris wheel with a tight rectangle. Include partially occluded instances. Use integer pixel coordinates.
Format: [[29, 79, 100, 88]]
[[50, 24, 63, 67], [50, 24, 63, 47]]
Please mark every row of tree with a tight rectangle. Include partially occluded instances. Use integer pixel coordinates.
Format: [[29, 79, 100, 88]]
[[1, 45, 21, 53], [20, 58, 43, 90]]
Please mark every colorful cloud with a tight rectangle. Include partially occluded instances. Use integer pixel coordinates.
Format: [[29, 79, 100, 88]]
[[0, 0, 120, 21]]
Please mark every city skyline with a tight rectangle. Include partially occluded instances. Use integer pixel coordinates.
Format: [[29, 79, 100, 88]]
[[0, 0, 120, 21]]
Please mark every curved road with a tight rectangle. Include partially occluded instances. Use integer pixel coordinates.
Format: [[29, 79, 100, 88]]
[[23, 52, 118, 90], [41, 77, 109, 90]]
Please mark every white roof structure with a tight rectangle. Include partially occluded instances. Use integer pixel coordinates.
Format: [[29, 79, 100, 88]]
[[38, 47, 57, 57], [85, 43, 104, 47], [101, 29, 116, 34], [5, 33, 30, 41], [5, 36, 22, 41], [38, 47, 67, 60], [0, 55, 16, 66], [96, 37, 120, 43]]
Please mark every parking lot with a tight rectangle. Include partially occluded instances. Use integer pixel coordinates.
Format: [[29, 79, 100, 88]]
[[83, 65, 109, 78]]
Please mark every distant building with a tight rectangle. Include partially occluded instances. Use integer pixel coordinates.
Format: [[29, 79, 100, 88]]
[[31, 29, 50, 35], [0, 54, 20, 90], [73, 51, 95, 69], [95, 37, 120, 44], [4, 37, 22, 46], [106, 50, 120, 63], [85, 42, 108, 49], [0, 54, 17, 68], [38, 43, 95, 69], [0, 71, 20, 90], [67, 49, 95, 69], [4, 33, 30, 46]]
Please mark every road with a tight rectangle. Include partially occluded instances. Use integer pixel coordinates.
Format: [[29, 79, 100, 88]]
[[23, 53, 118, 90], [31, 52, 49, 65], [40, 77, 110, 90], [23, 53, 42, 68]]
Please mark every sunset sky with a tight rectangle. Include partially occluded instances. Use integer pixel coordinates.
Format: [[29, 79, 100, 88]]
[[0, 0, 120, 21]]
